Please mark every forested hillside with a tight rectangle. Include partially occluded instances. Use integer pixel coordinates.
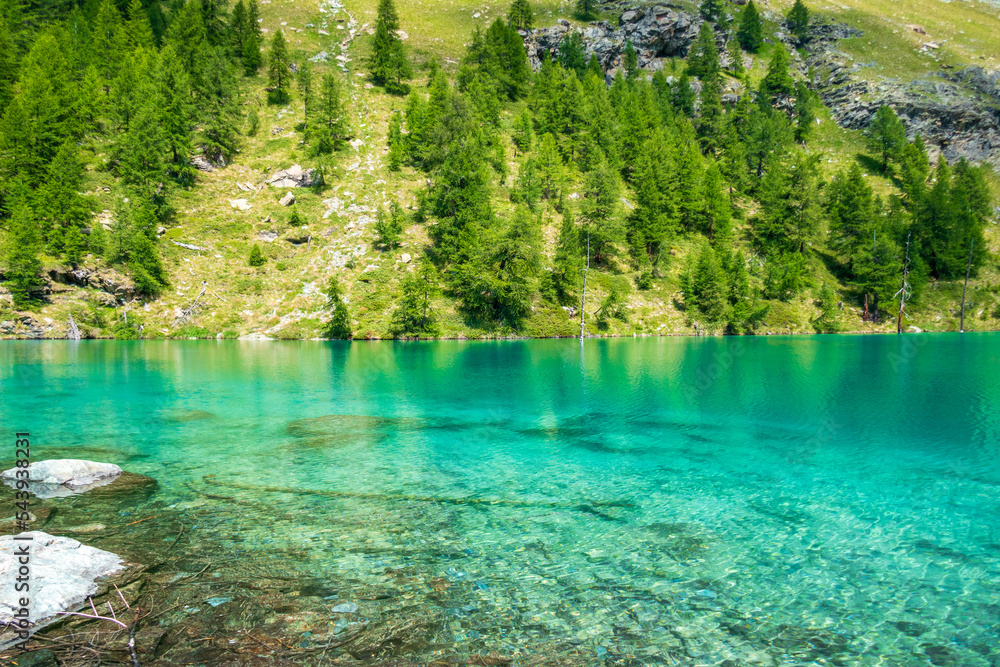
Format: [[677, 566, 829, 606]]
[[0, 0, 998, 339]]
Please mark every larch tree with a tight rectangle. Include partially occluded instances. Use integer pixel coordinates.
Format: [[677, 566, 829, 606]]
[[267, 30, 292, 104], [737, 0, 763, 53], [507, 0, 534, 31]]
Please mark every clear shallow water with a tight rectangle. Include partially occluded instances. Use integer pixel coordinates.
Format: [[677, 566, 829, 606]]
[[2, 336, 999, 665]]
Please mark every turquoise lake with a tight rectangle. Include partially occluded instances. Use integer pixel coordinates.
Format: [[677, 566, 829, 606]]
[[1, 335, 999, 665]]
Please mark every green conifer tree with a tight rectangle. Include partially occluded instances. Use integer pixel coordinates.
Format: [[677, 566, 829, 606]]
[[248, 242, 266, 266], [267, 31, 292, 104], [760, 43, 795, 104], [623, 40, 638, 79], [374, 201, 405, 250], [575, 0, 597, 21], [368, 0, 411, 93], [314, 73, 349, 153], [324, 276, 353, 338], [2, 203, 45, 308], [786, 0, 810, 46], [549, 207, 581, 304], [391, 258, 441, 337], [726, 38, 745, 76], [687, 23, 720, 80], [507, 0, 534, 31], [737, 0, 764, 53], [866, 105, 907, 172], [580, 156, 623, 264], [699, 0, 727, 23]]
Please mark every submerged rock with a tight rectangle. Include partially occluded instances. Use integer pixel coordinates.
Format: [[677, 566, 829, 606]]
[[286, 414, 422, 447], [0, 532, 125, 648]]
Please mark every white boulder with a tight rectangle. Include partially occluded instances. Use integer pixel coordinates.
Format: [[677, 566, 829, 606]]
[[0, 532, 125, 648], [1, 460, 123, 499]]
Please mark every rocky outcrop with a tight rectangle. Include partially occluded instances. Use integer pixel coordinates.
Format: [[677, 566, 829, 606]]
[[45, 267, 136, 303], [521, 7, 700, 71], [806, 38, 1000, 168], [0, 532, 125, 648], [267, 164, 317, 188]]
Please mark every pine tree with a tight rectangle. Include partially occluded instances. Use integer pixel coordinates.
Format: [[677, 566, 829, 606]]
[[267, 31, 292, 104], [374, 201, 405, 249], [314, 73, 349, 153], [368, 0, 411, 93], [324, 276, 353, 338], [699, 0, 727, 23], [786, 0, 810, 46], [231, 0, 249, 58], [898, 134, 930, 205], [391, 258, 441, 337], [512, 108, 534, 153], [794, 81, 818, 143], [701, 159, 731, 240], [37, 142, 92, 257], [125, 0, 155, 50], [727, 38, 745, 76], [866, 105, 907, 172], [737, 0, 764, 53], [299, 59, 313, 132], [548, 207, 581, 304], [243, 0, 263, 74], [580, 156, 623, 264], [760, 43, 795, 104], [248, 242, 266, 266], [512, 158, 541, 209], [684, 244, 729, 323], [623, 40, 638, 79], [199, 48, 242, 167], [158, 45, 196, 184], [813, 283, 841, 333], [558, 31, 587, 75], [455, 206, 540, 327], [575, 0, 597, 21], [536, 132, 564, 201], [687, 23, 720, 80], [118, 94, 168, 203], [698, 74, 725, 154], [672, 71, 696, 117], [507, 0, 534, 31], [2, 203, 45, 308], [827, 163, 876, 257]]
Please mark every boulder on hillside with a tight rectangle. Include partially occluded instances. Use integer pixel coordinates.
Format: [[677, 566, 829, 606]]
[[0, 532, 125, 648], [267, 164, 317, 188]]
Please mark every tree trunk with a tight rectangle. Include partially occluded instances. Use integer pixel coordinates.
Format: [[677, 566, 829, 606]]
[[960, 237, 974, 332], [580, 234, 589, 341]]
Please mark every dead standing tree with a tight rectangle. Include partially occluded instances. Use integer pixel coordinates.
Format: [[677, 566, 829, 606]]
[[895, 232, 912, 334]]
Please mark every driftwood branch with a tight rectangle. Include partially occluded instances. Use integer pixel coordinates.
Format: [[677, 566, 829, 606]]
[[175, 281, 208, 325], [56, 586, 142, 667]]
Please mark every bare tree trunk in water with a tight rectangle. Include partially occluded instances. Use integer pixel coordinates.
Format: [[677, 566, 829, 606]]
[[960, 238, 974, 332], [580, 234, 589, 341], [896, 232, 912, 334]]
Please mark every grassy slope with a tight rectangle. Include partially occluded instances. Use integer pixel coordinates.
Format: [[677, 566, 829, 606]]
[[5, 0, 1000, 339]]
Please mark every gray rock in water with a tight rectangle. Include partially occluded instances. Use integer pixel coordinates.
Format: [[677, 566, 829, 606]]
[[1, 460, 122, 500], [331, 602, 358, 613], [0, 532, 125, 648]]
